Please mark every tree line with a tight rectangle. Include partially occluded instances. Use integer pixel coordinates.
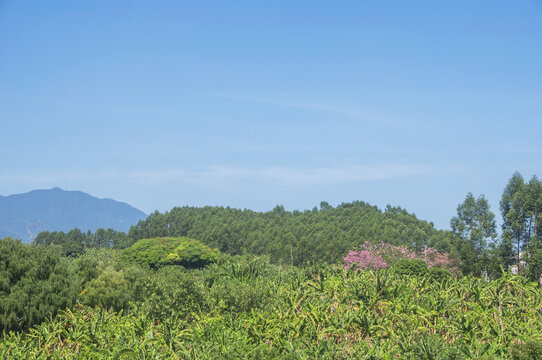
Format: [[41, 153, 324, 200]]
[[451, 172, 542, 281], [127, 201, 457, 267], [2, 171, 542, 358], [33, 227, 133, 256], [28, 171, 542, 281]]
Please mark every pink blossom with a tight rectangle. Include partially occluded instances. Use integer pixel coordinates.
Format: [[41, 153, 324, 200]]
[[420, 247, 458, 273], [343, 250, 387, 270], [343, 242, 457, 273]]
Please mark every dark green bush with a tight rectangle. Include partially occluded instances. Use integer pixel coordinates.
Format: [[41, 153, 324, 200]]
[[122, 237, 219, 269], [510, 340, 542, 360], [208, 277, 275, 313], [81, 265, 147, 312], [81, 266, 130, 311], [141, 266, 208, 321], [121, 237, 182, 269], [0, 237, 77, 332], [202, 255, 280, 313], [426, 267, 452, 281], [393, 259, 428, 276], [70, 248, 123, 285], [162, 238, 220, 269]]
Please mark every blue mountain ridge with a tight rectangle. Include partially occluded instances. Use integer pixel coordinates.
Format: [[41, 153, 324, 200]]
[[0, 187, 147, 242]]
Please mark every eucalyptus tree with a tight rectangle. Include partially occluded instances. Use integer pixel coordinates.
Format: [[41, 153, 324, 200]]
[[450, 192, 497, 276], [525, 176, 542, 281], [128, 201, 456, 266], [0, 237, 77, 332], [500, 172, 542, 279], [501, 172, 528, 270]]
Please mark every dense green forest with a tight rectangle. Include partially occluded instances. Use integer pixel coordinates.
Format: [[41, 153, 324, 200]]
[[2, 171, 542, 359], [128, 201, 456, 265]]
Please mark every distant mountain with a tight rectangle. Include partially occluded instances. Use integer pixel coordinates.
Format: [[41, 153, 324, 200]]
[[0, 187, 147, 242]]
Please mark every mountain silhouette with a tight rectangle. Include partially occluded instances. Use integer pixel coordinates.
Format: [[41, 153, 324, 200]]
[[0, 187, 147, 242]]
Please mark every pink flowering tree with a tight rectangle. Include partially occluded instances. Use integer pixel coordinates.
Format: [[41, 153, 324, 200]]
[[420, 247, 458, 273], [343, 242, 457, 273], [343, 249, 387, 271]]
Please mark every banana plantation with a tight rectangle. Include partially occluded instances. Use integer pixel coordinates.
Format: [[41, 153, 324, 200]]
[[1, 252, 541, 359]]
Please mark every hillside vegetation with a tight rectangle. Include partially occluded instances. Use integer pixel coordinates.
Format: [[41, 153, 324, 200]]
[[2, 172, 542, 358], [128, 201, 456, 266], [1, 251, 541, 359]]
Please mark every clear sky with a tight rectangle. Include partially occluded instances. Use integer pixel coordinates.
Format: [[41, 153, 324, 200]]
[[1, 1, 541, 229]]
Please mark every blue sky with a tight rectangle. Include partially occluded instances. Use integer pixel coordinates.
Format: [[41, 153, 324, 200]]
[[1, 1, 541, 229]]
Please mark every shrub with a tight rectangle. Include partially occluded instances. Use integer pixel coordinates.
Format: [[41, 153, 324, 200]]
[[162, 238, 220, 269], [393, 259, 428, 276], [510, 340, 542, 360], [426, 267, 452, 281], [81, 265, 148, 312], [70, 248, 122, 285], [197, 255, 281, 313], [141, 267, 208, 321], [0, 237, 77, 332], [122, 237, 219, 269], [81, 266, 130, 311], [122, 237, 182, 269], [208, 277, 274, 313]]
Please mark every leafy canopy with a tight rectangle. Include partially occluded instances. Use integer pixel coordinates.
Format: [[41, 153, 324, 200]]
[[0, 237, 77, 332], [122, 236, 219, 269]]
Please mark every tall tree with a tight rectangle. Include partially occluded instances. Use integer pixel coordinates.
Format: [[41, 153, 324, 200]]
[[500, 172, 527, 272], [526, 176, 542, 240], [525, 176, 542, 281], [128, 201, 457, 266], [500, 172, 542, 278], [0, 238, 77, 332], [450, 193, 497, 275]]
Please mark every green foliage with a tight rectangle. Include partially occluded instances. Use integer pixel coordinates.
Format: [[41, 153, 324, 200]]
[[526, 245, 542, 283], [451, 192, 497, 276], [427, 267, 452, 281], [122, 236, 219, 269], [163, 237, 220, 268], [5, 173, 542, 358], [510, 340, 542, 360], [206, 255, 278, 313], [69, 247, 123, 285], [500, 173, 542, 277], [81, 266, 130, 311], [0, 237, 77, 332], [128, 202, 457, 266], [393, 258, 428, 276], [121, 237, 182, 269], [2, 263, 542, 359], [451, 192, 497, 253], [142, 267, 207, 322], [81, 265, 147, 312], [34, 228, 133, 257]]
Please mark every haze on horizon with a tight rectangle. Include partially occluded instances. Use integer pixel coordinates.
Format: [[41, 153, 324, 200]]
[[1, 1, 541, 229]]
